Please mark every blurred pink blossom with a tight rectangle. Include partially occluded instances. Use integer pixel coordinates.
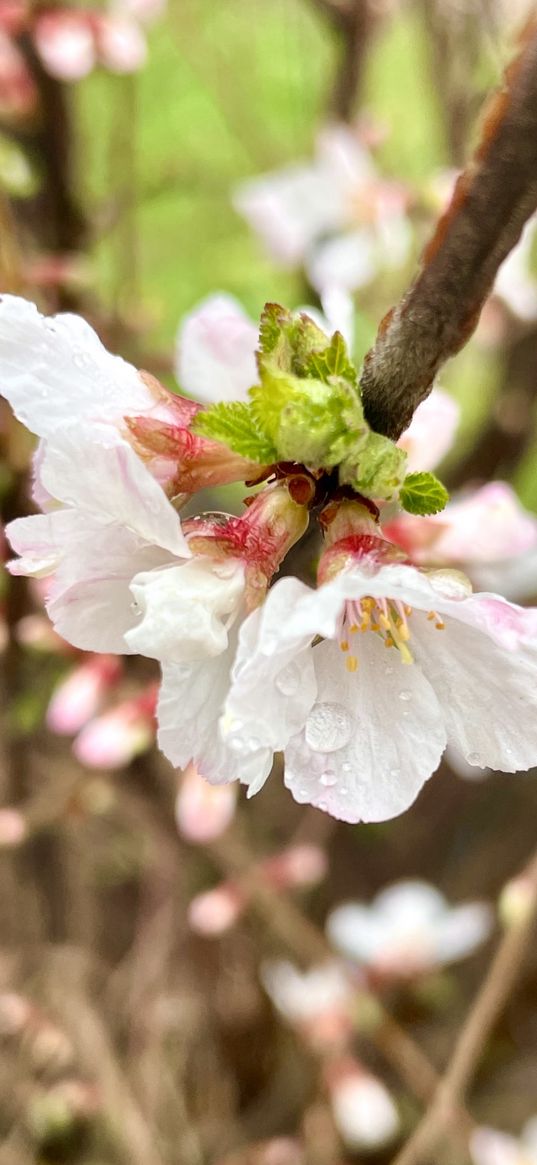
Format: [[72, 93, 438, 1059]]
[[73, 684, 157, 768], [471, 1121, 537, 1165], [47, 654, 123, 735], [260, 960, 355, 1051], [175, 762, 237, 843]]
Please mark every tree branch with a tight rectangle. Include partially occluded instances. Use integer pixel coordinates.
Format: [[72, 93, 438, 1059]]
[[360, 16, 537, 439]]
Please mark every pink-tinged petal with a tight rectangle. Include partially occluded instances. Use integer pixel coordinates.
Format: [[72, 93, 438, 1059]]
[[284, 635, 446, 823], [74, 688, 156, 768], [470, 1127, 526, 1165], [96, 14, 147, 73], [47, 655, 122, 735], [0, 295, 161, 438], [421, 483, 537, 566], [125, 416, 261, 495], [260, 959, 354, 1050], [158, 652, 273, 789], [412, 609, 537, 772], [33, 12, 96, 82], [39, 427, 189, 558], [175, 762, 237, 843], [176, 294, 258, 404], [494, 216, 537, 322], [6, 511, 74, 577], [187, 884, 244, 936], [398, 388, 459, 472]]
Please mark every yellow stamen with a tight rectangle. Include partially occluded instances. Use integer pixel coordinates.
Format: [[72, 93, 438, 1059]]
[[340, 640, 349, 652], [346, 655, 359, 672]]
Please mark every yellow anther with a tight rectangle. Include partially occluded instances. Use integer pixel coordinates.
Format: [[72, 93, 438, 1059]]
[[435, 620, 445, 630], [349, 623, 359, 634], [384, 636, 395, 648], [346, 655, 359, 672], [340, 639, 349, 652]]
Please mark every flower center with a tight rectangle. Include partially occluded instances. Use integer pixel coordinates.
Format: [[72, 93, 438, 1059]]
[[338, 598, 445, 671]]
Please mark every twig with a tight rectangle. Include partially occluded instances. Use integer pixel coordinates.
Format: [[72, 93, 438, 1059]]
[[360, 17, 537, 438], [390, 845, 537, 1165]]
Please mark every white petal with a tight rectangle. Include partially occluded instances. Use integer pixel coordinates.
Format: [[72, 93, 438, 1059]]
[[470, 1127, 526, 1165], [330, 1072, 399, 1151], [222, 577, 318, 754], [0, 295, 156, 437], [40, 426, 189, 557], [326, 904, 390, 965], [306, 229, 378, 294], [373, 880, 447, 924], [284, 635, 446, 823], [127, 558, 245, 662], [412, 611, 537, 772], [158, 653, 272, 788], [6, 511, 79, 576], [233, 163, 346, 266], [431, 903, 493, 964], [176, 294, 258, 403]]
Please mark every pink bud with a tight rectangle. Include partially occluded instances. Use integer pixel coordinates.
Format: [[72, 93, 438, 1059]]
[[0, 808, 26, 847], [263, 844, 328, 890], [73, 686, 156, 769], [96, 13, 147, 73], [175, 763, 237, 843], [33, 11, 96, 82], [0, 0, 29, 36], [0, 30, 37, 117], [47, 655, 122, 735], [187, 884, 245, 936], [326, 1059, 400, 1151]]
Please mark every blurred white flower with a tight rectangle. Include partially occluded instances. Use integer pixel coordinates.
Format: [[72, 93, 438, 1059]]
[[261, 960, 355, 1050], [327, 1059, 400, 1151], [234, 124, 411, 295], [471, 1120, 537, 1165], [326, 880, 493, 978]]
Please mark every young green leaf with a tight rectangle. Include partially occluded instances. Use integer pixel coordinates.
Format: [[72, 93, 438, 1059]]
[[400, 471, 449, 515], [193, 401, 276, 464]]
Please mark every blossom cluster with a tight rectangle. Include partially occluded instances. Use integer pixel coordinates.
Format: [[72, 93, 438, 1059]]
[[0, 0, 163, 119], [3, 290, 537, 824]]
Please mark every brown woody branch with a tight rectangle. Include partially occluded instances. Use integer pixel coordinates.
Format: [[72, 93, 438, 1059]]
[[360, 17, 537, 439]]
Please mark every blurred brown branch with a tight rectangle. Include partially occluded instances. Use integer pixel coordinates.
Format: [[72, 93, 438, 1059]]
[[360, 16, 537, 439]]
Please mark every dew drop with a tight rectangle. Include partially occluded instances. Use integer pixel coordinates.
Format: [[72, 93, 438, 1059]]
[[339, 787, 349, 796], [399, 690, 412, 702], [275, 663, 300, 696], [466, 751, 483, 766], [129, 599, 141, 616], [341, 761, 352, 774], [297, 788, 308, 799], [319, 769, 337, 788], [389, 767, 400, 778], [305, 702, 354, 753]]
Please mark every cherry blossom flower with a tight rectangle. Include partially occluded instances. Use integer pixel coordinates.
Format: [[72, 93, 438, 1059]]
[[222, 500, 537, 821], [260, 960, 355, 1051], [471, 1120, 537, 1165], [234, 123, 412, 295], [326, 1058, 400, 1151], [326, 880, 493, 979], [32, 0, 161, 82]]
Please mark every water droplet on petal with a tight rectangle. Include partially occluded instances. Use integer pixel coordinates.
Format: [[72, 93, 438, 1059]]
[[305, 702, 354, 754], [342, 762, 352, 774], [319, 770, 337, 787], [466, 751, 483, 766], [130, 600, 141, 616], [275, 663, 300, 696], [339, 787, 348, 796], [297, 788, 308, 799], [389, 767, 400, 778], [399, 690, 411, 702]]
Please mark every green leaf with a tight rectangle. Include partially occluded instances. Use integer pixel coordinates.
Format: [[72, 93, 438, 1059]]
[[400, 471, 449, 515], [340, 432, 408, 501], [193, 401, 276, 464], [303, 330, 357, 387]]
